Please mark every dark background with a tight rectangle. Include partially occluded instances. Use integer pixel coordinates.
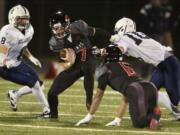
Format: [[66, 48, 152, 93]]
[[4, 0, 180, 58]]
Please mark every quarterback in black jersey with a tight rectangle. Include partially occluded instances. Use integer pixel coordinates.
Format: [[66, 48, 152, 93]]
[[76, 46, 161, 130], [46, 10, 111, 118]]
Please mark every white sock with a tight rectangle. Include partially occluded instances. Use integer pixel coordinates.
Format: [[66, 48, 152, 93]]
[[158, 91, 172, 112], [17, 86, 32, 98], [32, 81, 49, 111]]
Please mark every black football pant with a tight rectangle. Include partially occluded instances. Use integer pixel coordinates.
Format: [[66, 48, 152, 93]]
[[125, 82, 158, 128], [48, 59, 95, 117]]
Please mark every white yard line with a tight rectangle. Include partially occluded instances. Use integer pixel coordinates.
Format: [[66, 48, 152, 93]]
[[0, 100, 168, 110], [0, 123, 179, 135], [0, 110, 174, 121]]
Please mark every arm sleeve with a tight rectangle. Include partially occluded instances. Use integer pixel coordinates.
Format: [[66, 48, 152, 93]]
[[88, 27, 111, 48], [49, 36, 64, 52], [116, 39, 129, 54]]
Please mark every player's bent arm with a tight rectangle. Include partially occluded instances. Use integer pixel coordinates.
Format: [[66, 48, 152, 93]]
[[0, 44, 9, 66], [89, 88, 105, 115], [75, 88, 105, 126], [116, 95, 128, 119], [58, 62, 72, 70], [105, 95, 128, 126], [23, 47, 33, 58], [23, 47, 42, 68]]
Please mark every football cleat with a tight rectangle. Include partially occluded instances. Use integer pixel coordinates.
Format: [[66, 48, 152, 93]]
[[149, 107, 161, 130], [38, 110, 58, 119], [38, 111, 51, 118], [171, 104, 180, 121], [7, 90, 18, 111]]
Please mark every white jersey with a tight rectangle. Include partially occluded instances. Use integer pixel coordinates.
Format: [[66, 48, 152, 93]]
[[0, 24, 34, 66], [114, 32, 170, 66]]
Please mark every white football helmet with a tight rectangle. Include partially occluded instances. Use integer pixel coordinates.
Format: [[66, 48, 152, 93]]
[[114, 17, 136, 36], [8, 5, 30, 30]]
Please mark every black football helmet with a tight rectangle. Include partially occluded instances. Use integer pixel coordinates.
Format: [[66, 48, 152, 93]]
[[49, 10, 70, 39]]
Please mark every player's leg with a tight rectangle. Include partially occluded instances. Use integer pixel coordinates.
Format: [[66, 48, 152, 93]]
[[126, 82, 149, 128], [141, 82, 160, 130], [163, 56, 180, 119], [82, 58, 95, 110], [150, 67, 173, 114], [5, 61, 49, 113], [48, 66, 81, 118]]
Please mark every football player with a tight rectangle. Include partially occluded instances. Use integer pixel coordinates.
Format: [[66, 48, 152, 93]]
[[76, 47, 161, 130], [47, 9, 112, 118], [0, 5, 49, 115], [110, 17, 180, 120], [46, 10, 111, 118]]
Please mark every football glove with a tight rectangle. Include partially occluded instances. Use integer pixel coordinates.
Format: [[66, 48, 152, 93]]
[[110, 34, 120, 42], [29, 56, 42, 68], [105, 117, 122, 127], [75, 113, 94, 126]]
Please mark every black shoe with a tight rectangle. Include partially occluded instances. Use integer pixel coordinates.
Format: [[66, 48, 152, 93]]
[[38, 112, 58, 119], [38, 110, 51, 118]]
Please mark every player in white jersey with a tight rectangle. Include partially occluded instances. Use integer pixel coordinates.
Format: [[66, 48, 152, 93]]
[[0, 5, 49, 116], [106, 17, 180, 124]]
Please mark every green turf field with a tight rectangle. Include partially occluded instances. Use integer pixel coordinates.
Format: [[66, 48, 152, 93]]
[[0, 78, 180, 135]]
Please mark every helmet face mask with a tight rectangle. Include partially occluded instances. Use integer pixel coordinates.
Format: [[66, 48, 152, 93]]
[[15, 17, 30, 30], [49, 11, 70, 39], [8, 5, 30, 31], [114, 17, 136, 36]]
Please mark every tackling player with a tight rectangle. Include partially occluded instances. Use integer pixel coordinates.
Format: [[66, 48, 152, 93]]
[[0, 5, 49, 115], [76, 47, 161, 130], [110, 17, 180, 120]]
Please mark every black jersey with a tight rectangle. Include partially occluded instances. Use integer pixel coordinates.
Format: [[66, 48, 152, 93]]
[[49, 20, 111, 62], [97, 62, 141, 95], [49, 20, 93, 62]]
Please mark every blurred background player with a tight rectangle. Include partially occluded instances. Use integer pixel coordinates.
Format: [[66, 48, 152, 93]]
[[139, 0, 173, 46], [0, 5, 49, 115], [110, 17, 180, 120], [137, 0, 173, 78], [76, 46, 161, 130]]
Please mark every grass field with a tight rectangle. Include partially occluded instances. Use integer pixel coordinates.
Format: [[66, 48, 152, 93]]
[[0, 78, 180, 135]]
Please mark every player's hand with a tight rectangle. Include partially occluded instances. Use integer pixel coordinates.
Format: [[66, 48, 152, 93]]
[[61, 48, 76, 65], [110, 34, 120, 42], [105, 117, 121, 127], [75, 113, 94, 126], [29, 56, 42, 68], [5, 59, 17, 68]]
